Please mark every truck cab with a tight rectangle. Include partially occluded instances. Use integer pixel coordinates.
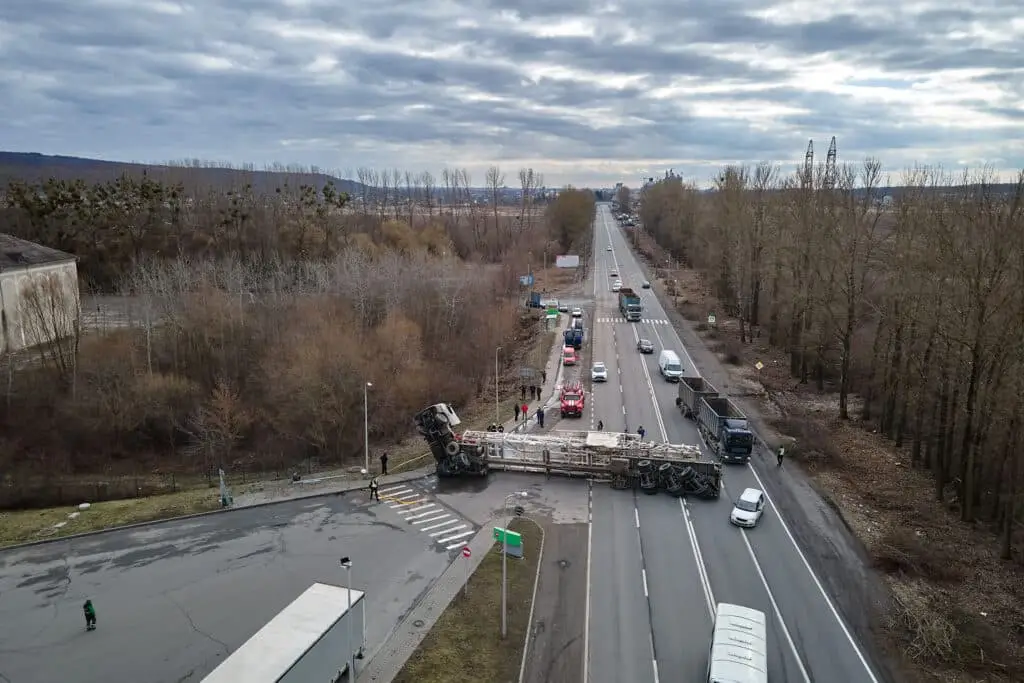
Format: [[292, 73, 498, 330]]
[[560, 381, 585, 418]]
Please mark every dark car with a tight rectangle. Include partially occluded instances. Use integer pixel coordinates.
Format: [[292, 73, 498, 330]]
[[637, 339, 654, 354]]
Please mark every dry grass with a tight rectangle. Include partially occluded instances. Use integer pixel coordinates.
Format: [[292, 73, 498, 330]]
[[0, 488, 221, 547], [393, 519, 542, 683], [658, 258, 1024, 682]]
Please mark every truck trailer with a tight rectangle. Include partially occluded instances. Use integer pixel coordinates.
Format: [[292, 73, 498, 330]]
[[676, 376, 718, 418], [696, 395, 755, 464], [618, 287, 642, 321], [201, 583, 365, 683]]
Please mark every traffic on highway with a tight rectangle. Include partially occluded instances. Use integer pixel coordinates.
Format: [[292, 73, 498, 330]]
[[584, 203, 883, 683]]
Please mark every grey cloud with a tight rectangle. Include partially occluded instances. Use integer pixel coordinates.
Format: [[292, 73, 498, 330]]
[[0, 0, 1021, 185]]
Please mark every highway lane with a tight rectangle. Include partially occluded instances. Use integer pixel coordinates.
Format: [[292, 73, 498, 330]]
[[586, 244, 656, 683], [600, 203, 883, 682], [0, 495, 451, 683]]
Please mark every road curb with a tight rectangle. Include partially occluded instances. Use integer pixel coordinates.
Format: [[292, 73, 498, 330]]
[[2, 469, 433, 552], [518, 517, 547, 683]]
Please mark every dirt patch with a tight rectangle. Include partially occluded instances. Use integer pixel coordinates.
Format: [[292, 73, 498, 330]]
[[649, 252, 1024, 682], [393, 518, 542, 683], [0, 488, 221, 547]]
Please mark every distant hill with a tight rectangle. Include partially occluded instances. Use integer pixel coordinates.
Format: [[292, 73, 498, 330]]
[[0, 151, 365, 195]]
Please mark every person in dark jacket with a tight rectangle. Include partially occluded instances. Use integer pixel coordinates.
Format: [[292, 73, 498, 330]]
[[83, 599, 96, 630], [536, 407, 545, 429], [380, 451, 389, 476], [369, 477, 380, 502]]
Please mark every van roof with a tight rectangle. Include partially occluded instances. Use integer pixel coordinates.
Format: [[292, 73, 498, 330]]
[[739, 488, 762, 503], [660, 349, 680, 358], [709, 603, 767, 683]]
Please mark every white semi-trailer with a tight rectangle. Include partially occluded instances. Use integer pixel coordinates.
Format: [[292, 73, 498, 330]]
[[201, 582, 366, 683]]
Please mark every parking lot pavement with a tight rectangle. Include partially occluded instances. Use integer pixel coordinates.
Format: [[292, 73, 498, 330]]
[[0, 495, 451, 683]]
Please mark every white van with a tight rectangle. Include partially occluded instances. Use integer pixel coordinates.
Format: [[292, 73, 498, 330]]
[[707, 603, 767, 683], [658, 350, 683, 382]]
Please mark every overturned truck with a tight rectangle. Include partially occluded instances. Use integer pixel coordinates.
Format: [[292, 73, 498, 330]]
[[415, 403, 721, 498]]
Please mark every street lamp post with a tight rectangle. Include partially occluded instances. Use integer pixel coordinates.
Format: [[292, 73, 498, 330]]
[[494, 347, 501, 428], [340, 556, 355, 678], [363, 382, 372, 474], [501, 491, 529, 639]]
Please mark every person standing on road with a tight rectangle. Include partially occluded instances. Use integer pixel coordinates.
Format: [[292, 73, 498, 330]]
[[521, 402, 529, 421], [637, 425, 646, 439], [536, 407, 545, 429], [541, 370, 547, 383], [534, 385, 541, 400], [777, 446, 786, 467], [521, 385, 527, 401], [597, 419, 603, 431], [83, 600, 96, 630], [380, 451, 389, 476], [514, 403, 521, 421], [369, 477, 380, 502]]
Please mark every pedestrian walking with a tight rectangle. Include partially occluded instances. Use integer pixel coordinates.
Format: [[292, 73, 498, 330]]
[[521, 403, 529, 420], [541, 370, 547, 383], [514, 404, 521, 421], [521, 385, 527, 401], [529, 385, 535, 400], [537, 407, 545, 429], [534, 385, 541, 399], [380, 451, 389, 476], [777, 446, 786, 467], [597, 419, 603, 431], [83, 600, 96, 631], [369, 477, 380, 502]]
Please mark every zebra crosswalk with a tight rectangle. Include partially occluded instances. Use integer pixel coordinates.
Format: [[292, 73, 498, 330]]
[[378, 483, 477, 551], [596, 317, 672, 325]]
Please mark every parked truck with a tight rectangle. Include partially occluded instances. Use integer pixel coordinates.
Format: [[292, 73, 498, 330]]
[[618, 288, 642, 321], [676, 376, 718, 418], [564, 326, 583, 349], [201, 583, 365, 683], [696, 395, 755, 464]]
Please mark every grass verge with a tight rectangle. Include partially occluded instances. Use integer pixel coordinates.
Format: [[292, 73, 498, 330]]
[[393, 518, 543, 683], [0, 488, 221, 548]]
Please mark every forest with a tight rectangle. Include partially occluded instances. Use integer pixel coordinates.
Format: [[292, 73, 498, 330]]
[[0, 165, 596, 507], [638, 160, 1024, 681]]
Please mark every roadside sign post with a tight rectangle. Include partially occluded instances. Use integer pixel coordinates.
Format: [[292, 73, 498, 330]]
[[755, 361, 764, 384], [707, 313, 716, 326], [493, 526, 524, 639], [462, 546, 471, 597]]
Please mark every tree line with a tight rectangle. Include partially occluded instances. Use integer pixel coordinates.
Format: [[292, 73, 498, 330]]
[[0, 166, 595, 507], [638, 162, 1024, 558]]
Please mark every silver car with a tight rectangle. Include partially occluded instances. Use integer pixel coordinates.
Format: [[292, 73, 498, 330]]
[[637, 339, 654, 354], [591, 362, 608, 382]]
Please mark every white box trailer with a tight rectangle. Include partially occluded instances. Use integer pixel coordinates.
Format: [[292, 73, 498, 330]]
[[201, 582, 366, 683], [706, 602, 767, 683]]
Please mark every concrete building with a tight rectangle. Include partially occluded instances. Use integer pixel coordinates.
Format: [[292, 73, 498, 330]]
[[0, 233, 80, 354]]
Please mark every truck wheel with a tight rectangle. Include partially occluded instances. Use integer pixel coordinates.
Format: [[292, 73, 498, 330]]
[[444, 440, 460, 456]]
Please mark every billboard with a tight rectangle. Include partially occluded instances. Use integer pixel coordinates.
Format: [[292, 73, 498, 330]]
[[555, 255, 580, 268]]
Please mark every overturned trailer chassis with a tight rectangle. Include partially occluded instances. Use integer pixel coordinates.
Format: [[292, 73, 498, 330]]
[[459, 430, 722, 499]]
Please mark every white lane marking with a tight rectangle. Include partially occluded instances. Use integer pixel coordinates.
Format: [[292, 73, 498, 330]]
[[679, 498, 716, 617], [381, 486, 413, 495], [401, 503, 437, 516], [652, 658, 660, 683], [429, 521, 465, 537], [634, 507, 640, 528], [411, 512, 449, 525], [747, 465, 882, 682], [739, 528, 813, 682], [583, 484, 593, 683], [442, 530, 475, 546], [421, 517, 457, 532], [641, 568, 649, 597]]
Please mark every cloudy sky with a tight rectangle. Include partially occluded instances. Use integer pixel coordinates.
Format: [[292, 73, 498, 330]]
[[1, 0, 1022, 187]]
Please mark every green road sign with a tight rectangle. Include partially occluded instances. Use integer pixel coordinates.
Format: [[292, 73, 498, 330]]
[[546, 307, 558, 317], [492, 527, 522, 547]]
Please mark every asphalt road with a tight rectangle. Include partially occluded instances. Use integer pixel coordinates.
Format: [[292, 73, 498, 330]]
[[0, 495, 451, 683], [585, 204, 884, 683]]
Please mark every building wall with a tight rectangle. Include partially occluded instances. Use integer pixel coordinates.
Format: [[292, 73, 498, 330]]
[[0, 261, 80, 354]]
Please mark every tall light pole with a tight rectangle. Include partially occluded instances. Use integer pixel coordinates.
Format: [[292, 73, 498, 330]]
[[340, 556, 355, 677], [501, 491, 528, 638], [363, 382, 372, 474], [494, 346, 501, 427]]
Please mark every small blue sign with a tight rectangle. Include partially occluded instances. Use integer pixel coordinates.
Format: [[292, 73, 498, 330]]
[[519, 274, 534, 286]]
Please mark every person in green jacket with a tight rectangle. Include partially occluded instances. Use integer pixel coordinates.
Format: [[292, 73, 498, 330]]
[[83, 599, 96, 630]]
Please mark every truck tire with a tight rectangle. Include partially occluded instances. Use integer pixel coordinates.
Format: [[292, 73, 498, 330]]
[[444, 440, 460, 457]]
